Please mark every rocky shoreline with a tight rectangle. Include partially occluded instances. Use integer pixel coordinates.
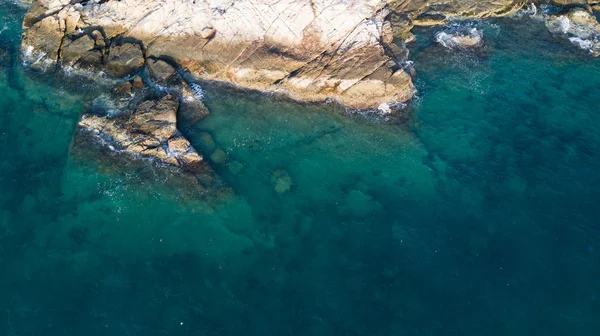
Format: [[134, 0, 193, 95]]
[[16, 0, 600, 183], [20, 1, 600, 107]]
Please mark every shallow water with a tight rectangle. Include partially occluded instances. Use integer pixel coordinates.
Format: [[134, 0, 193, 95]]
[[2, 3, 600, 335]]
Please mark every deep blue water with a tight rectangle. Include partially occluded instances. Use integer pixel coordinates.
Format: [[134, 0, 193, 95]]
[[2, 3, 600, 335]]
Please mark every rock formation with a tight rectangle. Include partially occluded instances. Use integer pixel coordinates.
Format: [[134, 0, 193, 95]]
[[21, 0, 599, 109], [78, 95, 205, 173], [545, 7, 600, 56]]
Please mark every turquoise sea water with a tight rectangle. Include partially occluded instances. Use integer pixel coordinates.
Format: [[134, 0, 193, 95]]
[[2, 3, 600, 335]]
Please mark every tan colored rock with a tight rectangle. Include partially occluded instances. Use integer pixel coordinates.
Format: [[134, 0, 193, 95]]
[[61, 35, 95, 65], [106, 43, 144, 77], [567, 7, 600, 27], [56, 5, 80, 35], [148, 59, 177, 83], [178, 83, 210, 124], [546, 7, 600, 57], [549, 0, 588, 5], [167, 138, 188, 154], [132, 76, 145, 89], [399, 0, 524, 22], [22, 0, 594, 108], [77, 95, 207, 174], [91, 30, 106, 48], [22, 0, 417, 108], [22, 15, 63, 62], [111, 81, 133, 97], [129, 97, 178, 139], [436, 28, 484, 49]]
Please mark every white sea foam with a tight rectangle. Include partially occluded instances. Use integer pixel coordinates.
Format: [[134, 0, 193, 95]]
[[6, 0, 31, 8], [376, 101, 407, 115], [378, 103, 392, 115], [556, 16, 571, 34], [526, 3, 537, 17], [435, 32, 453, 48], [546, 13, 600, 55], [188, 83, 205, 101], [569, 37, 594, 50], [31, 52, 47, 66], [513, 3, 539, 18], [155, 84, 169, 95], [436, 27, 483, 49], [23, 45, 33, 58]]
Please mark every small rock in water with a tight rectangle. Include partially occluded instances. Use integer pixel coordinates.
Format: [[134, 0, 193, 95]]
[[436, 26, 483, 49], [77, 95, 206, 174], [271, 170, 293, 194]]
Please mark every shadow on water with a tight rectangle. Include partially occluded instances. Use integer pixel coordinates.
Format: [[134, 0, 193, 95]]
[[2, 2, 600, 335]]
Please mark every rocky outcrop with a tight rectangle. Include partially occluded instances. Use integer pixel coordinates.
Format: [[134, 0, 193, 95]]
[[21, 0, 599, 109], [22, 0, 415, 109], [78, 94, 207, 175], [545, 7, 600, 56]]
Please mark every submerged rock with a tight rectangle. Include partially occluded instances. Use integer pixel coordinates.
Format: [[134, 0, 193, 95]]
[[210, 148, 227, 164], [271, 170, 293, 194], [199, 132, 217, 152]]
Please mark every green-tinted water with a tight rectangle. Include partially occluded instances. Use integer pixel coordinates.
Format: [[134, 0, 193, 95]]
[[2, 4, 600, 335]]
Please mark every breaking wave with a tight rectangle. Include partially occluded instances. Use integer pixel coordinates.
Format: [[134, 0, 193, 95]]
[[188, 82, 205, 101], [569, 36, 595, 50]]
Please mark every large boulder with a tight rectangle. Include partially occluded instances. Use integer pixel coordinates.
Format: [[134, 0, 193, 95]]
[[61, 35, 99, 66], [78, 95, 207, 174]]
